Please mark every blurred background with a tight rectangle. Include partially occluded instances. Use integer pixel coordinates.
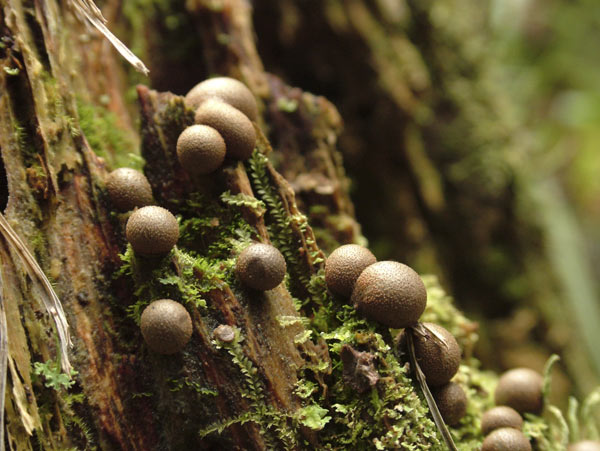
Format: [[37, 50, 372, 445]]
[[487, 0, 600, 404]]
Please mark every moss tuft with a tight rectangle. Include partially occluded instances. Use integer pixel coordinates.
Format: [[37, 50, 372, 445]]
[[77, 98, 141, 169]]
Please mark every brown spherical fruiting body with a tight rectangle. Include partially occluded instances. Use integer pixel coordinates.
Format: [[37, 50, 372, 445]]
[[568, 441, 600, 451], [481, 406, 523, 435], [140, 299, 192, 354], [482, 428, 532, 451], [106, 167, 153, 211], [412, 323, 461, 386], [236, 243, 286, 291], [126, 206, 179, 255], [176, 125, 226, 175], [431, 382, 467, 426], [185, 77, 258, 121], [495, 368, 544, 414], [325, 244, 377, 298], [351, 261, 427, 329], [194, 100, 256, 160]]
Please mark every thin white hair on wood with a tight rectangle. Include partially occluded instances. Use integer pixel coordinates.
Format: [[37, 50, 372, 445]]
[[68, 0, 149, 76], [414, 321, 451, 351], [0, 289, 7, 451], [406, 328, 458, 451], [0, 213, 72, 374]]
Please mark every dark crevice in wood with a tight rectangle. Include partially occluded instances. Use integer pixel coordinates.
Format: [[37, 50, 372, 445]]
[[0, 145, 7, 211], [23, 0, 51, 72], [4, 65, 41, 167]]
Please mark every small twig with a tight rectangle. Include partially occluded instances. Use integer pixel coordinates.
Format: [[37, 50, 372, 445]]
[[406, 327, 458, 451], [68, 0, 149, 76], [0, 213, 72, 374]]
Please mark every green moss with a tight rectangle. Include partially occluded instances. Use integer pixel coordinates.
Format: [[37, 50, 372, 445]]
[[446, 364, 495, 448], [247, 152, 300, 266], [201, 328, 299, 448], [290, 276, 573, 449], [566, 387, 600, 443], [177, 192, 255, 263], [3, 66, 20, 76], [295, 404, 330, 430], [247, 150, 328, 311], [276, 97, 299, 113], [30, 360, 95, 450], [119, 245, 227, 324], [168, 377, 218, 397], [220, 190, 266, 217], [294, 379, 319, 399], [317, 315, 444, 449], [117, 188, 260, 323], [32, 360, 78, 391], [12, 119, 39, 168], [76, 98, 141, 170]]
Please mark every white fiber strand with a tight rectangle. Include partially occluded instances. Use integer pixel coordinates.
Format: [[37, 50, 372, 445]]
[[0, 213, 71, 374], [68, 0, 149, 75]]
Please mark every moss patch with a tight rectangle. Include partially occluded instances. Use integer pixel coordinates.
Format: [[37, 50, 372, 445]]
[[77, 98, 141, 170]]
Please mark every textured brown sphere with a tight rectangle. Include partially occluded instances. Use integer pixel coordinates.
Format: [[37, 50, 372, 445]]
[[325, 244, 377, 297], [482, 428, 532, 451], [236, 243, 286, 291], [412, 323, 461, 386], [126, 206, 179, 255], [495, 368, 544, 414], [176, 125, 226, 174], [106, 167, 153, 211], [568, 441, 600, 451], [431, 382, 467, 426], [140, 299, 192, 354], [185, 77, 258, 121], [481, 406, 523, 435], [351, 261, 427, 328], [194, 100, 256, 160]]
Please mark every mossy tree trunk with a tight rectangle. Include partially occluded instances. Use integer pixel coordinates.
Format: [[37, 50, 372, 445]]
[[0, 0, 594, 449]]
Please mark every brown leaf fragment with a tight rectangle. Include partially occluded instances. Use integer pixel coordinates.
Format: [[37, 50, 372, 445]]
[[340, 344, 379, 393]]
